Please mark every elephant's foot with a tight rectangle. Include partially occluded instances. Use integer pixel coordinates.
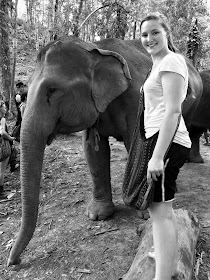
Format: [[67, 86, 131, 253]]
[[7, 255, 21, 267], [86, 199, 115, 220], [188, 154, 204, 163]]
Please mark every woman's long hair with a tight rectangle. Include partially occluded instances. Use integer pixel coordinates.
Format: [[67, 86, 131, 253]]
[[140, 14, 179, 53]]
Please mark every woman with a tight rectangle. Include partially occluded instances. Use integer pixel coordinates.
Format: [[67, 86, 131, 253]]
[[140, 14, 191, 280], [0, 101, 16, 199]]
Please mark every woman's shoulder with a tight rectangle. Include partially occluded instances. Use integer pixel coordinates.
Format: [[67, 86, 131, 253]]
[[162, 52, 186, 67], [159, 52, 188, 75], [158, 52, 188, 81], [162, 52, 185, 63]]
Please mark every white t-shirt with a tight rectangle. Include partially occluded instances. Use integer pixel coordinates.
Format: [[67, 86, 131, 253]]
[[143, 53, 191, 148]]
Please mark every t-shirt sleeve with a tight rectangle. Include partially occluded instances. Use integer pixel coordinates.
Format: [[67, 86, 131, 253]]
[[159, 55, 187, 80]]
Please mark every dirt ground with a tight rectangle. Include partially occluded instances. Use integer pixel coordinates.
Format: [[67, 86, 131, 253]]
[[0, 132, 210, 280]]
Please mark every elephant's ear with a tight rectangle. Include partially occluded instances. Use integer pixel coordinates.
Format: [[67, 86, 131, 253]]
[[91, 49, 132, 113]]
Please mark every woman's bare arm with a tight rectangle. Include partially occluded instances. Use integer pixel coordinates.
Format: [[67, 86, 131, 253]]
[[147, 71, 185, 183]]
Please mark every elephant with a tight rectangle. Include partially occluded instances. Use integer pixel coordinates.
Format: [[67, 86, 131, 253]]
[[7, 36, 203, 266], [188, 69, 210, 162]]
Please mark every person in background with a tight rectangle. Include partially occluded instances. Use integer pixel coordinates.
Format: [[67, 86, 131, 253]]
[[203, 129, 210, 146], [12, 82, 27, 142], [14, 81, 26, 127], [0, 100, 16, 199], [139, 14, 191, 280]]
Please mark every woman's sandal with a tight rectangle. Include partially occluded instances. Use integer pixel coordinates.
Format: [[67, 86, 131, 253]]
[[148, 246, 155, 259], [148, 246, 179, 278]]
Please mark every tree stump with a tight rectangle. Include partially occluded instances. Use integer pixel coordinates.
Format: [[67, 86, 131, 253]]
[[121, 209, 200, 280]]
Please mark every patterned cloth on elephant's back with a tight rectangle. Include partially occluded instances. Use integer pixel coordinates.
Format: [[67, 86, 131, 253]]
[[122, 86, 158, 210]]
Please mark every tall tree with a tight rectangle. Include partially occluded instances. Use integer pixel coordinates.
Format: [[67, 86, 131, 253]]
[[10, 0, 19, 113], [109, 3, 128, 39], [186, 19, 201, 67], [47, 0, 54, 41], [0, 0, 12, 105], [25, 0, 34, 44], [53, 0, 59, 39], [72, 0, 84, 37]]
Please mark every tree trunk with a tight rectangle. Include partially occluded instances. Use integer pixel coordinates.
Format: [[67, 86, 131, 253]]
[[0, 0, 12, 105], [122, 209, 200, 280], [10, 0, 18, 115], [63, 0, 70, 36], [115, 6, 128, 39], [133, 21, 136, 39], [25, 0, 34, 44], [72, 0, 84, 37], [53, 0, 59, 40], [48, 0, 54, 42]]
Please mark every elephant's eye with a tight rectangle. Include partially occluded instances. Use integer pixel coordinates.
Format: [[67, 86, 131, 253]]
[[48, 87, 56, 93]]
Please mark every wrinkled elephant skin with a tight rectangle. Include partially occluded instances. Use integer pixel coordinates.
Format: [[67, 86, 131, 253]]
[[189, 70, 210, 162], [85, 199, 115, 220], [7, 36, 203, 266]]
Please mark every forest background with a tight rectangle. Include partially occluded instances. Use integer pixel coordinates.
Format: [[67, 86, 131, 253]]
[[0, 1, 210, 279], [0, 0, 210, 113]]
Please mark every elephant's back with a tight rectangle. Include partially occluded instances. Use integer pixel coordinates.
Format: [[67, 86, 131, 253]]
[[192, 70, 210, 127], [200, 70, 210, 92], [182, 57, 203, 129]]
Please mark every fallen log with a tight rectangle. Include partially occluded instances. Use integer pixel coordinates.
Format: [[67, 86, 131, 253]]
[[121, 209, 200, 280]]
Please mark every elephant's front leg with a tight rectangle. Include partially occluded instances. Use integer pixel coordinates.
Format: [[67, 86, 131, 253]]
[[83, 129, 115, 220]]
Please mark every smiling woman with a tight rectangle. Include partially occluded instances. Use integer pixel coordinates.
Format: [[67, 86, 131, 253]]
[[138, 13, 192, 280], [140, 14, 178, 54]]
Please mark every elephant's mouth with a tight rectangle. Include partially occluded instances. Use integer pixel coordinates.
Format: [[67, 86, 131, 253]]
[[46, 122, 61, 145], [46, 122, 84, 145], [47, 133, 56, 145]]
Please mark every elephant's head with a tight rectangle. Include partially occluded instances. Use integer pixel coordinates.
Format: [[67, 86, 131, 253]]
[[7, 36, 131, 266]]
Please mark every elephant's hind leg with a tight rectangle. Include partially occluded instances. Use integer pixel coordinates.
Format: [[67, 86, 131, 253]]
[[189, 127, 204, 163], [83, 130, 115, 220]]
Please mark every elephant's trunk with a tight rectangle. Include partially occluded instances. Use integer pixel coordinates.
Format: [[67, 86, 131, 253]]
[[7, 125, 46, 266]]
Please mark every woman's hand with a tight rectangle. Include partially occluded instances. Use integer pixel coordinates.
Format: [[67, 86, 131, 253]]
[[9, 136, 16, 142], [1, 132, 16, 142], [147, 156, 164, 184]]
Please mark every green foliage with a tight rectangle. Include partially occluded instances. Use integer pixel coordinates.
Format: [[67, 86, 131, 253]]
[[2, 0, 210, 83], [186, 19, 202, 64]]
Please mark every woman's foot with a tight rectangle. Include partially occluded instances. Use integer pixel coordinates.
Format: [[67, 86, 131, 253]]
[[148, 246, 155, 259], [148, 246, 179, 277]]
